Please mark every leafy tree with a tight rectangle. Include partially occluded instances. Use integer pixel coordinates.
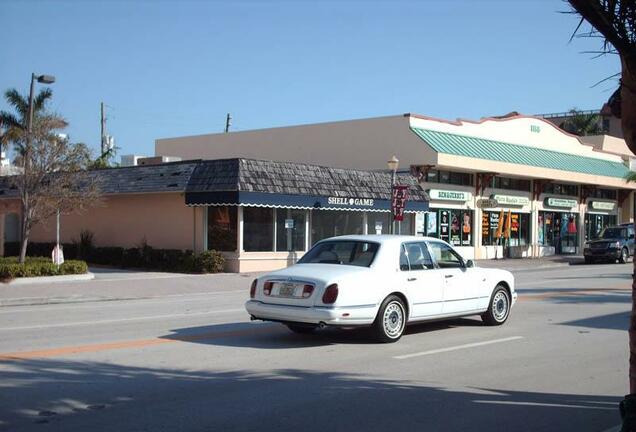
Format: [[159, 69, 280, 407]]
[[559, 108, 603, 136], [568, 1, 636, 429], [0, 88, 101, 263]]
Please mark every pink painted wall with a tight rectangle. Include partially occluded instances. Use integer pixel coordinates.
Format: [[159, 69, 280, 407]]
[[28, 193, 203, 251]]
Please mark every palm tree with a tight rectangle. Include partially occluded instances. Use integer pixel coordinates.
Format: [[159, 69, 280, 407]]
[[559, 108, 603, 136], [0, 88, 67, 159]]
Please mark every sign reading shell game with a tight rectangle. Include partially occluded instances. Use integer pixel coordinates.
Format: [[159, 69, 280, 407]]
[[392, 185, 409, 222]]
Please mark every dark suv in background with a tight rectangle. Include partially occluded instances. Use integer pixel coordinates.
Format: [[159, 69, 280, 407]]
[[584, 224, 635, 264]]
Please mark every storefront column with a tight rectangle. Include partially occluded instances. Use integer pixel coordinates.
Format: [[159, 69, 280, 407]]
[[237, 206, 244, 252], [474, 205, 483, 259], [578, 202, 586, 254], [530, 204, 539, 258]]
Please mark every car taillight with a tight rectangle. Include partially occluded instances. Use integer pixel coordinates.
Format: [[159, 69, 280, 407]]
[[322, 284, 338, 304], [263, 281, 274, 296], [302, 284, 314, 298], [250, 279, 257, 299]]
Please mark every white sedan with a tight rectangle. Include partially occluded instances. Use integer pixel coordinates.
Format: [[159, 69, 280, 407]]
[[245, 235, 517, 342]]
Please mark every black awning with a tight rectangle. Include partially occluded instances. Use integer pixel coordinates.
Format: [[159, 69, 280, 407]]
[[185, 191, 429, 212]]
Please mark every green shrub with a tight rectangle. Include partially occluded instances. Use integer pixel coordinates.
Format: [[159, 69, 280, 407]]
[[196, 250, 225, 273], [0, 257, 88, 281]]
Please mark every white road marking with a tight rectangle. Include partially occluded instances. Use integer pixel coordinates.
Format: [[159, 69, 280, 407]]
[[0, 308, 245, 331], [394, 336, 524, 360], [474, 400, 615, 410]]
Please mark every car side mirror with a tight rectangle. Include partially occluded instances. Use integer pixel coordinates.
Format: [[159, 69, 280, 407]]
[[465, 259, 474, 268]]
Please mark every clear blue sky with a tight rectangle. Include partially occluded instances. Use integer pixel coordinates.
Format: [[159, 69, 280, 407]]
[[1, 0, 620, 159]]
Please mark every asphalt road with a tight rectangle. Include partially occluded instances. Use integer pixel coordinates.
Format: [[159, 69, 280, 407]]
[[0, 263, 631, 432]]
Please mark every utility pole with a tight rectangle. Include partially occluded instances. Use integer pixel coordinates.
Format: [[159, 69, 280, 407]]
[[100, 102, 106, 156], [225, 113, 232, 133]]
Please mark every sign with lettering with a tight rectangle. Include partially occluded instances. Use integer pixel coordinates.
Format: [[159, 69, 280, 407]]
[[476, 198, 499, 208], [545, 197, 577, 208], [428, 189, 472, 202], [392, 185, 409, 222], [327, 197, 374, 207], [590, 201, 615, 211], [491, 194, 530, 207]]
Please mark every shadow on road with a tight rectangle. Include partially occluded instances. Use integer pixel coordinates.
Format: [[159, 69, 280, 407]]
[[560, 311, 630, 331], [0, 358, 621, 432], [159, 318, 485, 349]]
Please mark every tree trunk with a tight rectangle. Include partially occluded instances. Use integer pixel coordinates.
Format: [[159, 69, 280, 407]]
[[19, 201, 28, 264], [624, 54, 636, 397]]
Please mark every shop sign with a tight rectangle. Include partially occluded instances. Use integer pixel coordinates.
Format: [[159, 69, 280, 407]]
[[590, 201, 615, 211], [392, 185, 409, 221], [476, 198, 499, 208], [491, 194, 530, 207], [327, 197, 374, 206], [545, 197, 577, 209], [428, 189, 472, 202], [284, 219, 294, 229]]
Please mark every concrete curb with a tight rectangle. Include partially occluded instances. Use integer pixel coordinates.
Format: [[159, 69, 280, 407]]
[[2, 272, 95, 286]]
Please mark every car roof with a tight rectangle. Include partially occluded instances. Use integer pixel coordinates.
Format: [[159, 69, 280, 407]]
[[317, 234, 445, 244]]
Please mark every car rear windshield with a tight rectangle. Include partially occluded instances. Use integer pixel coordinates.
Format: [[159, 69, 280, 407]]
[[601, 228, 624, 239], [298, 241, 380, 267]]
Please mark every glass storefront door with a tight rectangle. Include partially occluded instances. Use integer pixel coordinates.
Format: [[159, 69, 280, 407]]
[[539, 211, 578, 254], [584, 214, 617, 240]]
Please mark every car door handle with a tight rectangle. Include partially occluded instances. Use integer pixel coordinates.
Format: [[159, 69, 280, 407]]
[[445, 274, 454, 278], [407, 277, 417, 282]]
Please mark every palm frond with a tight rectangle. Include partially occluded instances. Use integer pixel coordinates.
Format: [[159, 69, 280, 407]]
[[33, 88, 53, 112], [3, 89, 28, 117], [0, 111, 22, 130]]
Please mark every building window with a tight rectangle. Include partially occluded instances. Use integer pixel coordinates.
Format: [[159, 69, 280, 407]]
[[538, 211, 578, 253], [311, 210, 364, 244], [584, 214, 617, 240], [208, 206, 237, 252], [491, 176, 531, 192], [424, 209, 473, 246], [481, 211, 530, 246], [425, 169, 473, 186], [243, 207, 274, 251], [543, 183, 578, 196], [276, 209, 306, 252], [366, 213, 414, 235]]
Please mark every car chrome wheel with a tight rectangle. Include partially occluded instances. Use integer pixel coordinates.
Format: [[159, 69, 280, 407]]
[[492, 291, 509, 322], [383, 301, 405, 339]]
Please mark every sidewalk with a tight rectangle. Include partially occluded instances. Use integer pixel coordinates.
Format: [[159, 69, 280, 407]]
[[0, 267, 260, 307], [476, 255, 584, 272]]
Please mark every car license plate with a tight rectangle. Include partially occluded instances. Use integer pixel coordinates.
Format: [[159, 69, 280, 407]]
[[278, 283, 296, 297]]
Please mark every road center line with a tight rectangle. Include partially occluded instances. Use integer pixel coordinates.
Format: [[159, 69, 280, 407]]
[[0, 308, 245, 331], [394, 336, 524, 360]]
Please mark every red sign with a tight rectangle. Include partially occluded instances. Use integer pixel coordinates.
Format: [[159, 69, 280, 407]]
[[391, 185, 409, 221]]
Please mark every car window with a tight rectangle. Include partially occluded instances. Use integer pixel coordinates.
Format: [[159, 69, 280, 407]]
[[402, 242, 434, 271], [428, 242, 463, 269], [299, 241, 379, 267], [399, 245, 410, 271]]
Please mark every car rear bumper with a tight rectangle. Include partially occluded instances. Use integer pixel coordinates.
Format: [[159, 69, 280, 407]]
[[245, 300, 376, 326]]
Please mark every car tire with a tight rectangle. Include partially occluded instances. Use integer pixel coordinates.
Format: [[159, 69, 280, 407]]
[[372, 295, 407, 343], [584, 257, 593, 265], [481, 285, 511, 326], [619, 247, 629, 264], [286, 324, 317, 334]]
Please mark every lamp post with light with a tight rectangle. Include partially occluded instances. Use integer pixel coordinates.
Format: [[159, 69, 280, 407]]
[[21, 73, 56, 261], [387, 155, 399, 234]]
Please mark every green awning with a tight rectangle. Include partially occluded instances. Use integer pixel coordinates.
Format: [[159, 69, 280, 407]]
[[411, 127, 630, 179]]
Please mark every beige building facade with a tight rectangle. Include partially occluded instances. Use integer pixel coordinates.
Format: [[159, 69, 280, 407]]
[[157, 113, 636, 261]]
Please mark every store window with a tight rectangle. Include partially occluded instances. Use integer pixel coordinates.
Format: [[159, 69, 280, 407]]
[[311, 210, 364, 244], [276, 209, 306, 251], [208, 206, 238, 251], [584, 214, 617, 240], [425, 169, 473, 186], [491, 176, 531, 192], [243, 207, 274, 251], [481, 211, 530, 246], [424, 209, 473, 246], [543, 183, 578, 196], [538, 211, 578, 253]]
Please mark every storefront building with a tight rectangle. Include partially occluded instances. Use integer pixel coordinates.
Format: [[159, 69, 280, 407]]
[[0, 158, 429, 272], [157, 112, 636, 259]]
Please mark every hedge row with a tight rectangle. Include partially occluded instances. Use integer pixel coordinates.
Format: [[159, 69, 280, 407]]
[[0, 257, 88, 280], [4, 242, 225, 274]]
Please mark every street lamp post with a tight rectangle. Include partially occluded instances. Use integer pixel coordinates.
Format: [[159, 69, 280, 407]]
[[20, 73, 55, 260], [387, 155, 399, 234]]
